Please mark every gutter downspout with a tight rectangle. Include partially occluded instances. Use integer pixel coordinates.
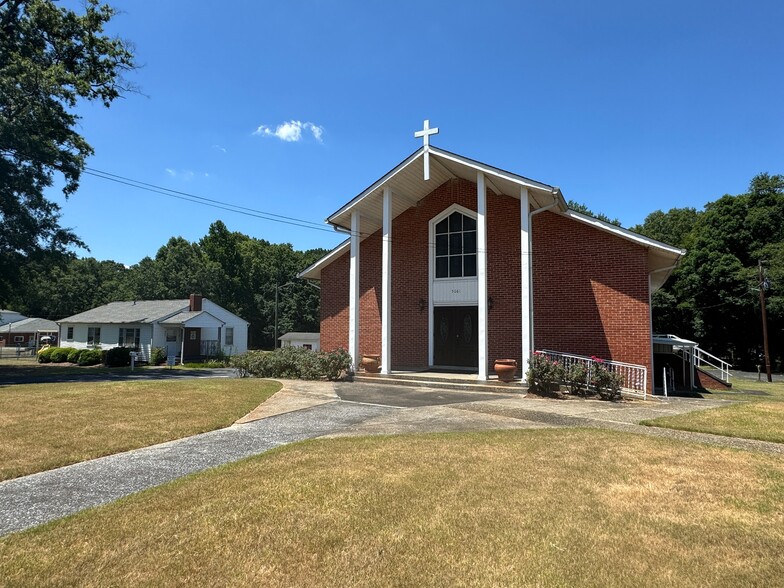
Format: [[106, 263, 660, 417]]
[[649, 263, 680, 394], [527, 202, 557, 357]]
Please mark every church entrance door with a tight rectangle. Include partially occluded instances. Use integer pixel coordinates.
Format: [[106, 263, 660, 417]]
[[433, 306, 478, 368]]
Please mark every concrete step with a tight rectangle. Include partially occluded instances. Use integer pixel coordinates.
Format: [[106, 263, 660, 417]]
[[352, 373, 527, 394]]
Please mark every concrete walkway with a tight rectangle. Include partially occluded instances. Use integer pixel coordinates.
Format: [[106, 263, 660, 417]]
[[1, 379, 781, 537]]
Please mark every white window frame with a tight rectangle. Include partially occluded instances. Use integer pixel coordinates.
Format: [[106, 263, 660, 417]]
[[118, 327, 141, 348], [225, 327, 234, 346], [431, 205, 478, 280], [87, 327, 101, 346], [66, 326, 74, 341]]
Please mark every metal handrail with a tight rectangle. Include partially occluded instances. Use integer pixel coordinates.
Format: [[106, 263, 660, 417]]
[[691, 347, 732, 383], [539, 349, 648, 399]]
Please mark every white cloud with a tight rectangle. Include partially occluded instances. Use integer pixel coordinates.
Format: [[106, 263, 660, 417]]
[[253, 120, 325, 143], [164, 168, 196, 181], [212, 144, 227, 153]]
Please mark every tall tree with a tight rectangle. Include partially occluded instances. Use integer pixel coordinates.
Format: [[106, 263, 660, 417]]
[[635, 174, 784, 369], [0, 0, 136, 303]]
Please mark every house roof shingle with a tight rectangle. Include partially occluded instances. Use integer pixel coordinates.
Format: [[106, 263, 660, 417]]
[[0, 317, 59, 332], [58, 300, 189, 324]]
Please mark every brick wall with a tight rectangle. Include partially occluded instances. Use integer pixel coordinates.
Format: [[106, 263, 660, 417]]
[[320, 180, 653, 390], [532, 211, 652, 390]]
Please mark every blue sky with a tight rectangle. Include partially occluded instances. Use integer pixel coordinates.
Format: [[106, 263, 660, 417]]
[[53, 0, 784, 266]]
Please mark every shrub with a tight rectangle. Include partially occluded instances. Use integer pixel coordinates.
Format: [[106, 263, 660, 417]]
[[78, 349, 103, 366], [48, 347, 70, 363], [526, 352, 564, 394], [150, 347, 167, 366], [318, 348, 351, 381], [67, 348, 81, 363], [105, 346, 131, 367], [230, 347, 351, 381], [565, 362, 590, 396], [591, 360, 624, 401], [37, 346, 54, 363]]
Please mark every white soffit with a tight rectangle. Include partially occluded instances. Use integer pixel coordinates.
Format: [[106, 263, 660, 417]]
[[326, 147, 564, 236]]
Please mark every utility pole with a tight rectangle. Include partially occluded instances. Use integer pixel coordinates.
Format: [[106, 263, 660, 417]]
[[758, 260, 772, 383]]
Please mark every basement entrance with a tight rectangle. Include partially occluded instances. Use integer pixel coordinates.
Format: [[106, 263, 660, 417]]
[[433, 306, 478, 368]]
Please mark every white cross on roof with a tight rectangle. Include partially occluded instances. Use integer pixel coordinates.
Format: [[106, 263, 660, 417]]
[[414, 119, 439, 180]]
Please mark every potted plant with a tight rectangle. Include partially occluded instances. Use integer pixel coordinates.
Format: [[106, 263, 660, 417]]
[[494, 358, 517, 382]]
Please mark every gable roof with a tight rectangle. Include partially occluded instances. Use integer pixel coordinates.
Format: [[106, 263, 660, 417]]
[[0, 317, 58, 333], [326, 146, 567, 237], [279, 332, 320, 341], [58, 300, 189, 324], [300, 148, 684, 285], [159, 310, 225, 326]]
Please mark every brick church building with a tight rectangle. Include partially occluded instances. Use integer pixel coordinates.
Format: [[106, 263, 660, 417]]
[[300, 128, 682, 392]]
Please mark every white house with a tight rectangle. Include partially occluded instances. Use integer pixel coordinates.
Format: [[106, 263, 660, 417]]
[[58, 295, 248, 363], [278, 332, 320, 351]]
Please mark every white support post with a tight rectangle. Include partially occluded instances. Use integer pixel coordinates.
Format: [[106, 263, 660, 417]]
[[381, 187, 392, 374], [520, 187, 531, 375], [477, 172, 488, 380], [349, 211, 361, 370]]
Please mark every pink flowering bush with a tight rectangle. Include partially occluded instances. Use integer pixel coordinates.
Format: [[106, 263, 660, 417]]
[[526, 353, 564, 394]]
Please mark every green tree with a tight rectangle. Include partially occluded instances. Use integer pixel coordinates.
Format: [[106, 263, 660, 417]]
[[567, 200, 621, 226], [0, 0, 136, 304], [638, 174, 784, 369]]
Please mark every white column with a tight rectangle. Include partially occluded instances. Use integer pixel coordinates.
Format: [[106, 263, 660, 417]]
[[381, 187, 392, 374], [348, 211, 361, 370], [520, 187, 531, 375], [477, 172, 488, 380]]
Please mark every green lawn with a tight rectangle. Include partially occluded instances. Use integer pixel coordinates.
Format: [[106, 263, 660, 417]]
[[642, 379, 784, 443], [1, 429, 781, 587], [0, 378, 280, 481]]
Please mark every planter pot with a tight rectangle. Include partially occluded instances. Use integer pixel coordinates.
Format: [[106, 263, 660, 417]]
[[361, 354, 381, 373], [494, 359, 517, 383]]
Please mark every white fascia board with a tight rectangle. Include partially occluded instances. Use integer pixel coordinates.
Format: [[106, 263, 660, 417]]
[[564, 210, 685, 257], [429, 147, 558, 195], [297, 239, 350, 280], [326, 149, 424, 224]]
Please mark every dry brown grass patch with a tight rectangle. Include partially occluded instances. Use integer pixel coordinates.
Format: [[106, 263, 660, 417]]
[[1, 429, 783, 586], [0, 378, 280, 480]]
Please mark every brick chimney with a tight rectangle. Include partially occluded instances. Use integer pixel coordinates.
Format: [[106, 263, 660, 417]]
[[189, 294, 203, 311]]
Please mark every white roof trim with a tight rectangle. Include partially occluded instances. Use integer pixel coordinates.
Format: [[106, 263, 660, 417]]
[[326, 146, 565, 226], [564, 210, 685, 256], [429, 147, 560, 195], [327, 149, 424, 223], [298, 240, 350, 280]]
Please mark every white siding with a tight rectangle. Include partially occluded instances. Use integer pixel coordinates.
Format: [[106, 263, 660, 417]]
[[59, 323, 153, 360], [201, 299, 249, 355]]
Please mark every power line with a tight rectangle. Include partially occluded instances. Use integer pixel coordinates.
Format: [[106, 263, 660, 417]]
[[84, 168, 337, 234], [84, 167, 536, 255]]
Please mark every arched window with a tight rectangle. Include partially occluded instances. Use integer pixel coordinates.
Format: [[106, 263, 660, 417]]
[[434, 210, 477, 278]]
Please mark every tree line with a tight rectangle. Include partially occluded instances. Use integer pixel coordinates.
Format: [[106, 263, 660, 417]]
[[630, 173, 783, 371], [4, 221, 327, 349]]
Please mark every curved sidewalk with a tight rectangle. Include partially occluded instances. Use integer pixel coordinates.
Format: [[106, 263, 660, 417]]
[[2, 381, 780, 537]]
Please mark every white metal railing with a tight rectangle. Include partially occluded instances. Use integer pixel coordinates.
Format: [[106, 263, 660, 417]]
[[691, 347, 732, 384], [539, 349, 648, 400], [200, 340, 220, 357]]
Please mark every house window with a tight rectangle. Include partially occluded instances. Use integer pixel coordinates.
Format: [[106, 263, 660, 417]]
[[303, 344, 312, 350], [225, 327, 234, 346], [434, 211, 477, 278], [166, 330, 177, 342], [118, 328, 140, 348], [87, 327, 101, 345], [14, 335, 24, 343], [66, 327, 73, 340]]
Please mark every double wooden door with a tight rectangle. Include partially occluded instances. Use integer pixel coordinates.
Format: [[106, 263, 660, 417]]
[[433, 306, 478, 368]]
